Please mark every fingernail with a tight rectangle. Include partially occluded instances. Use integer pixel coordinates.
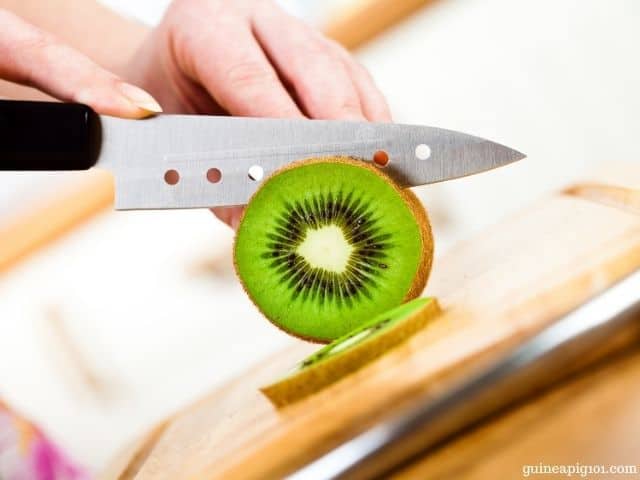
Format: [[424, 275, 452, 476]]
[[118, 82, 163, 113]]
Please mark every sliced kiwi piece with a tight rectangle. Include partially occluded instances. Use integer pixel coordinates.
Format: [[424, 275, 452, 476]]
[[234, 157, 433, 342], [261, 297, 441, 407]]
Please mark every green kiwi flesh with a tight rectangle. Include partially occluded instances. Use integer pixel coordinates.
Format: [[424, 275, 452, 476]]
[[234, 157, 433, 342], [261, 297, 441, 407]]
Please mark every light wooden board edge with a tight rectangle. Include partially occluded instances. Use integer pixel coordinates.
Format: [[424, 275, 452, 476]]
[[324, 0, 437, 50], [0, 170, 113, 273], [565, 183, 640, 215]]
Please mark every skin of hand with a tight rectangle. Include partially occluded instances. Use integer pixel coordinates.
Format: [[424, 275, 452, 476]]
[[123, 0, 392, 229], [0, 8, 162, 118], [0, 0, 391, 229]]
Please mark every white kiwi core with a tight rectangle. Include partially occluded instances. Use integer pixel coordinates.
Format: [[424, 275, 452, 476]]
[[327, 328, 373, 355], [296, 225, 353, 273]]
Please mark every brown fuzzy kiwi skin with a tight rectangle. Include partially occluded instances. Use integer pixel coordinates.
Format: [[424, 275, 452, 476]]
[[401, 185, 433, 300], [233, 156, 435, 344], [261, 298, 441, 408]]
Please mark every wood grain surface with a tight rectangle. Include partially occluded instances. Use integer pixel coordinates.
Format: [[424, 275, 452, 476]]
[[102, 162, 640, 479]]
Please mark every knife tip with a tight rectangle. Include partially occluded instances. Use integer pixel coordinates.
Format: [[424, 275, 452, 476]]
[[499, 144, 527, 165], [513, 150, 527, 162]]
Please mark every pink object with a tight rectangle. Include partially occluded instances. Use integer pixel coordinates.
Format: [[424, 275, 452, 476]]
[[0, 401, 91, 480]]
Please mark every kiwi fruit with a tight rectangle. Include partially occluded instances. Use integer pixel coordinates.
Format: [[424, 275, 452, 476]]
[[261, 297, 441, 407], [234, 157, 433, 342]]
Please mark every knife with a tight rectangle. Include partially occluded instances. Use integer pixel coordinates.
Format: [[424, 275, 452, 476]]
[[0, 100, 525, 210]]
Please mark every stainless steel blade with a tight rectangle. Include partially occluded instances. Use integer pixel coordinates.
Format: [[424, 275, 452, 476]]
[[96, 115, 524, 210]]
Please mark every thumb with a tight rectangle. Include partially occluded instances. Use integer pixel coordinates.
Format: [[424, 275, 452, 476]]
[[0, 9, 161, 118]]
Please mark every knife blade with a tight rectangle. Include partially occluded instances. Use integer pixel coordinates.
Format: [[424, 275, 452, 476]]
[[0, 100, 525, 210]]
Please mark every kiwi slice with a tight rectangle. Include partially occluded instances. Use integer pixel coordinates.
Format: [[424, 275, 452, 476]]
[[261, 297, 441, 407], [234, 157, 433, 342]]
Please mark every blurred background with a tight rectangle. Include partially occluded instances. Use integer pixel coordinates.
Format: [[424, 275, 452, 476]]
[[0, 0, 639, 473]]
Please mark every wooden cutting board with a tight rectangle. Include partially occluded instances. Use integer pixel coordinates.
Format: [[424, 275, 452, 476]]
[[102, 162, 640, 480]]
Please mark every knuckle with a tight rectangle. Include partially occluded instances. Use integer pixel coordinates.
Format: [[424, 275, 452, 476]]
[[224, 60, 276, 89], [322, 38, 375, 81], [340, 96, 363, 114], [13, 33, 58, 85], [353, 60, 374, 81], [303, 39, 332, 58], [342, 95, 362, 110], [294, 43, 332, 70], [0, 9, 53, 55], [17, 29, 55, 54], [306, 94, 361, 119]]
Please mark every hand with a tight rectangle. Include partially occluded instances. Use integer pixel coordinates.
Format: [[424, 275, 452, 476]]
[[0, 8, 161, 118], [124, 0, 392, 229]]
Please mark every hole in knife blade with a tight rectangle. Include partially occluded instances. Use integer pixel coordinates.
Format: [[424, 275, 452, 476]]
[[248, 165, 264, 181], [164, 169, 180, 185], [373, 150, 389, 167], [207, 168, 222, 184], [416, 144, 431, 160]]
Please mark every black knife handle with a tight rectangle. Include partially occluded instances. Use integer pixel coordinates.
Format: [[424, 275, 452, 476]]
[[0, 100, 101, 171]]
